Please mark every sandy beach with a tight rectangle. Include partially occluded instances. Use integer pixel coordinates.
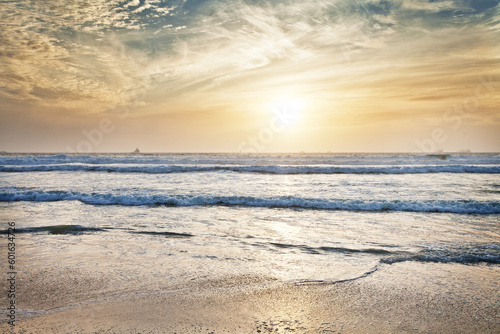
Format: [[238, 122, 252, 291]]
[[3, 260, 498, 333]]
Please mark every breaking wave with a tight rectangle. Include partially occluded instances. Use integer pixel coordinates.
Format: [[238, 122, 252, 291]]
[[1, 190, 499, 214], [1, 164, 499, 174]]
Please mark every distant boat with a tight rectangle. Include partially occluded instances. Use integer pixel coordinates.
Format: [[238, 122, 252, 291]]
[[132, 148, 140, 154]]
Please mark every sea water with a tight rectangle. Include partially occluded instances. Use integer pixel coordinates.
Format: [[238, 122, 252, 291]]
[[1, 153, 499, 307]]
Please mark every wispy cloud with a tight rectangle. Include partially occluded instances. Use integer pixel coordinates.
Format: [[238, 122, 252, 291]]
[[0, 0, 498, 151]]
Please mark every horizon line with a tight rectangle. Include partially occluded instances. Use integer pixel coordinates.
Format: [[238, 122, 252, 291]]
[[1, 151, 499, 155]]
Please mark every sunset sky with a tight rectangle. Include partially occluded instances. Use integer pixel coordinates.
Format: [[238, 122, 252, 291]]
[[0, 0, 499, 153]]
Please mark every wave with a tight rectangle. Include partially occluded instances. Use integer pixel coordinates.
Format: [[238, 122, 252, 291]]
[[1, 190, 499, 214], [382, 244, 500, 265], [1, 164, 499, 174], [264, 241, 500, 265], [295, 245, 499, 286], [270, 242, 500, 266], [1, 153, 499, 167]]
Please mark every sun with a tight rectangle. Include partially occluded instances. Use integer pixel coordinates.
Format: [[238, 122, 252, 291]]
[[270, 97, 303, 127]]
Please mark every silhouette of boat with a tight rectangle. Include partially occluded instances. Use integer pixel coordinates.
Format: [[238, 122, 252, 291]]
[[132, 148, 140, 154]]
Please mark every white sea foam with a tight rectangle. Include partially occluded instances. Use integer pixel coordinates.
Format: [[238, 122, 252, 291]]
[[1, 164, 499, 174], [1, 190, 498, 214], [0, 153, 499, 166]]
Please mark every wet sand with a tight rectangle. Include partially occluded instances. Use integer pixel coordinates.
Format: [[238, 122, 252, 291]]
[[2, 262, 499, 333]]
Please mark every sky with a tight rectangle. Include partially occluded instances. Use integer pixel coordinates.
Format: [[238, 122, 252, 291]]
[[0, 0, 499, 153]]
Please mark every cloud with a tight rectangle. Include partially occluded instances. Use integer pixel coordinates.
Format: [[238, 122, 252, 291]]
[[125, 0, 141, 8], [0, 0, 498, 121], [398, 0, 458, 12]]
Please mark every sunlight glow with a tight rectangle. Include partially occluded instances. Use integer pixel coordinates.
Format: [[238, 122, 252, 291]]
[[271, 97, 304, 127]]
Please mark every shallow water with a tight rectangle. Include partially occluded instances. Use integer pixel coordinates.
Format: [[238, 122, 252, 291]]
[[1, 153, 499, 307]]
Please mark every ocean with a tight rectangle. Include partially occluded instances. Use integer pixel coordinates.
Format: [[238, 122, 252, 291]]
[[1, 152, 499, 330]]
